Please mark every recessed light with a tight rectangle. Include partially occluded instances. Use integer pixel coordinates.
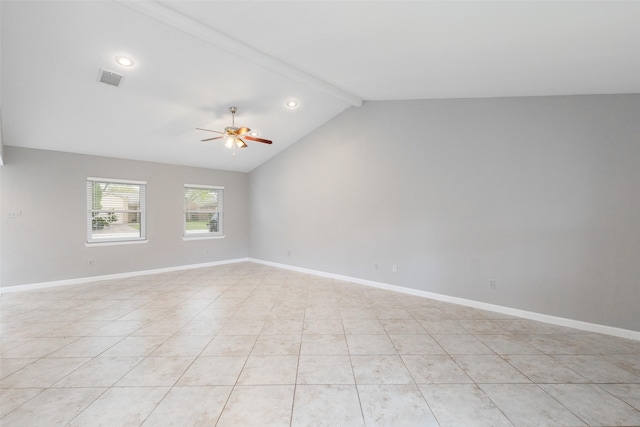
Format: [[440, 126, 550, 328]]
[[115, 55, 135, 67], [286, 99, 299, 109], [249, 132, 259, 137]]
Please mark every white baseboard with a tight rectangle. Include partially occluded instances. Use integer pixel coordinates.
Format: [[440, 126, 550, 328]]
[[249, 258, 640, 341], [0, 258, 249, 294], [3, 256, 638, 341]]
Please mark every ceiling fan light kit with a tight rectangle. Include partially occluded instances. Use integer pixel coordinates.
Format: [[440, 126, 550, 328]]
[[197, 106, 273, 156]]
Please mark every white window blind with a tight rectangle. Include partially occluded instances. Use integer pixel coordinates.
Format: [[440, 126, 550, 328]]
[[87, 177, 146, 243], [184, 185, 223, 237]]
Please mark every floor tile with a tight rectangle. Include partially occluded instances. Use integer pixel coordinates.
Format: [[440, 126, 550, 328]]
[[402, 354, 473, 384], [570, 333, 640, 355], [192, 306, 236, 322], [494, 319, 558, 334], [441, 306, 494, 321], [132, 320, 188, 336], [46, 320, 111, 337], [342, 318, 387, 334], [419, 384, 512, 426], [301, 334, 349, 355], [53, 356, 143, 387], [142, 386, 231, 425], [358, 384, 438, 427], [389, 334, 446, 355], [297, 355, 355, 385], [0, 357, 91, 388], [176, 356, 246, 386], [476, 334, 543, 355], [67, 386, 169, 427], [201, 335, 257, 356], [458, 319, 509, 334], [219, 319, 265, 335], [3, 262, 639, 427], [269, 307, 306, 321], [1, 337, 78, 358], [351, 355, 414, 385], [237, 355, 298, 385], [608, 354, 640, 376], [380, 319, 427, 335], [346, 334, 397, 355], [217, 385, 294, 427], [251, 334, 301, 355], [340, 307, 377, 320], [150, 335, 213, 357], [0, 338, 33, 354], [261, 318, 303, 335], [420, 319, 472, 335], [0, 388, 43, 418], [100, 335, 167, 357], [49, 336, 122, 357], [524, 334, 586, 354], [118, 308, 173, 323], [0, 358, 37, 380], [553, 355, 640, 383], [408, 308, 448, 321], [480, 383, 586, 426], [303, 318, 344, 334], [542, 384, 640, 426], [504, 354, 588, 383], [1, 387, 104, 427], [292, 385, 364, 427], [453, 355, 531, 383], [432, 334, 495, 354], [116, 356, 194, 386], [375, 308, 414, 320], [174, 319, 224, 336], [600, 384, 640, 410], [91, 320, 145, 336]]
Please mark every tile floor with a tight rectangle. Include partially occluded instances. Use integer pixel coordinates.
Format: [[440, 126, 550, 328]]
[[1, 262, 639, 426]]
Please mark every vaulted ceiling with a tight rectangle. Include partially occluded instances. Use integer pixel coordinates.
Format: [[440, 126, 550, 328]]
[[2, 1, 639, 172]]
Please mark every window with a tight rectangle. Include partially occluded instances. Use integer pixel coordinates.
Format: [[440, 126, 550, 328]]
[[87, 177, 146, 244], [184, 185, 223, 238]]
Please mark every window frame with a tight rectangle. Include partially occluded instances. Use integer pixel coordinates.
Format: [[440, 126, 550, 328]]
[[86, 177, 147, 245], [183, 184, 224, 240]]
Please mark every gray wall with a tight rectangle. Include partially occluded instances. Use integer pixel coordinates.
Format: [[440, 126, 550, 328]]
[[249, 94, 640, 331], [1, 146, 249, 286]]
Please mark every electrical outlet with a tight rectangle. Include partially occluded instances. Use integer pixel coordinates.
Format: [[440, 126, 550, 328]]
[[88, 259, 94, 266], [7, 211, 22, 219], [489, 280, 496, 289], [374, 263, 379, 271], [287, 250, 291, 258], [392, 264, 398, 273]]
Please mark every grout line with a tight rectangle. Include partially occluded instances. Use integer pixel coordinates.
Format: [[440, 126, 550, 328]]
[[2, 263, 640, 426]]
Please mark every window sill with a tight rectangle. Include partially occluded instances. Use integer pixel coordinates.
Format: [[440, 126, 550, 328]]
[[86, 240, 148, 247], [183, 235, 225, 241]]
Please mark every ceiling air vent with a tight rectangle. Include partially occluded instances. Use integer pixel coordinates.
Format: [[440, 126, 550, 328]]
[[98, 69, 124, 87]]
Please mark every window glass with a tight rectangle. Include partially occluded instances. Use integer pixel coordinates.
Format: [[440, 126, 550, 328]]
[[87, 178, 146, 243], [184, 185, 223, 237]]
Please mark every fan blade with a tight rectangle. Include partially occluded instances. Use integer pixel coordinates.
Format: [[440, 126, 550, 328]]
[[237, 138, 248, 148], [201, 136, 223, 142], [244, 135, 273, 144], [236, 126, 250, 135], [196, 128, 224, 134]]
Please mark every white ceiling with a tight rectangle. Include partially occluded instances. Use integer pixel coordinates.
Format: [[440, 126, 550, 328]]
[[2, 1, 639, 172]]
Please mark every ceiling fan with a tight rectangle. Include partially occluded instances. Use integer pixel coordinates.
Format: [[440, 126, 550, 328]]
[[196, 106, 272, 150]]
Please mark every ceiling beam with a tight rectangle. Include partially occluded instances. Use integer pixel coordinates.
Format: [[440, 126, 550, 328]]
[[114, 0, 363, 107]]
